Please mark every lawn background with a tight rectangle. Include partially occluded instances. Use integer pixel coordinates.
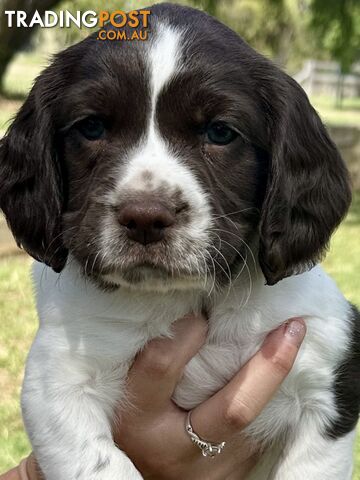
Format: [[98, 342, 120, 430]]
[[0, 50, 359, 477]]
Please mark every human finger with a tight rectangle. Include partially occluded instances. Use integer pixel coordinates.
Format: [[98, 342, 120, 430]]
[[189, 318, 306, 442], [126, 314, 207, 413]]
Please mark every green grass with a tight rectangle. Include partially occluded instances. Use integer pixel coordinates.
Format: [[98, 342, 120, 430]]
[[2, 52, 45, 99], [311, 96, 360, 127], [322, 191, 360, 304], [0, 255, 37, 471], [0, 99, 18, 136], [0, 52, 50, 136], [0, 194, 359, 475]]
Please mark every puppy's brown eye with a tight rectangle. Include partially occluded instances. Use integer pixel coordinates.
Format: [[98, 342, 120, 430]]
[[77, 116, 105, 141], [206, 122, 238, 145]]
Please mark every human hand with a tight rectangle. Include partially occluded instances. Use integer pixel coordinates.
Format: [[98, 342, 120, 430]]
[[114, 315, 306, 480]]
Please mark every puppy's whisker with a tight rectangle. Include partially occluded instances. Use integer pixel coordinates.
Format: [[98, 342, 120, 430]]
[[212, 246, 232, 283], [218, 237, 248, 282], [90, 251, 101, 277], [211, 227, 257, 272], [206, 249, 217, 297], [211, 207, 259, 220], [209, 231, 253, 306], [42, 225, 78, 260], [198, 250, 209, 290], [211, 237, 233, 300]]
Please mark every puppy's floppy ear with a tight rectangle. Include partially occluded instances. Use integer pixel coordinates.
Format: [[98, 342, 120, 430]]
[[259, 76, 351, 285], [0, 70, 68, 272]]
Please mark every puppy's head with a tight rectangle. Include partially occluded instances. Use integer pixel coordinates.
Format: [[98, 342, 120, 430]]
[[0, 4, 351, 291]]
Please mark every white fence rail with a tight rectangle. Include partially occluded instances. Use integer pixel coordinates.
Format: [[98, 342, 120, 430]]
[[294, 60, 360, 98]]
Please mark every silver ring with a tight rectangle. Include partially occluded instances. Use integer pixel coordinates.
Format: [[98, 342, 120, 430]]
[[185, 411, 226, 458]]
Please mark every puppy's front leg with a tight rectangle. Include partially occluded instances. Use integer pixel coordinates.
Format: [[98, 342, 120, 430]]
[[21, 353, 142, 480]]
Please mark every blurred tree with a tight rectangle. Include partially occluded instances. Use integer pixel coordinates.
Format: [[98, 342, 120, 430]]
[[309, 0, 360, 105], [192, 0, 218, 16], [0, 0, 61, 91], [310, 0, 360, 74], [214, 0, 309, 71]]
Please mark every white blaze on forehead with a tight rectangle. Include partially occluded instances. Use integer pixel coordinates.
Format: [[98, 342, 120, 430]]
[[119, 24, 187, 190], [118, 23, 193, 196], [149, 24, 182, 108]]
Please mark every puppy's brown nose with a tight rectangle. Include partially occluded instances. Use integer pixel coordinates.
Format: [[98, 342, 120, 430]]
[[118, 202, 175, 245]]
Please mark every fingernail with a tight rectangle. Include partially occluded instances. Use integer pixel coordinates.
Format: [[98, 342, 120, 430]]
[[284, 318, 306, 346]]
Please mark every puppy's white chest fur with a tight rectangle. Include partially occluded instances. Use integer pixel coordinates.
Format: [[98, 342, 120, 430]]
[[29, 260, 350, 449]]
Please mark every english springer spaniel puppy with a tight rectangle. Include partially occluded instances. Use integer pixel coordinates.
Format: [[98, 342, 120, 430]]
[[0, 3, 359, 479]]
